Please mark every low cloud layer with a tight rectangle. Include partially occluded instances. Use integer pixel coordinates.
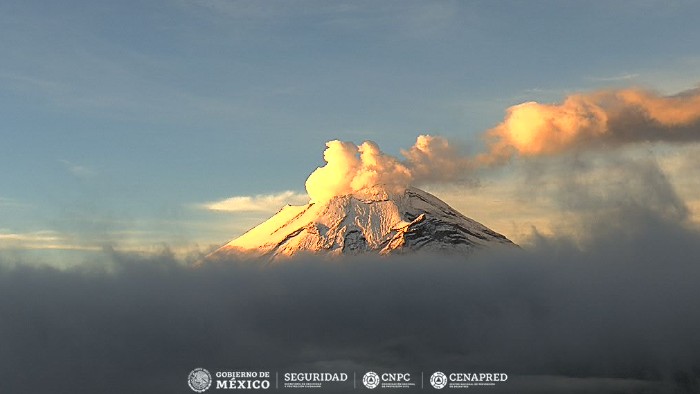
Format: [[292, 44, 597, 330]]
[[0, 229, 98, 251], [2, 204, 700, 393]]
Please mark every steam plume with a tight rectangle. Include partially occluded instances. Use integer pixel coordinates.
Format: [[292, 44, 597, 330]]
[[484, 87, 700, 162], [305, 136, 465, 203], [305, 86, 700, 202], [305, 140, 411, 202]]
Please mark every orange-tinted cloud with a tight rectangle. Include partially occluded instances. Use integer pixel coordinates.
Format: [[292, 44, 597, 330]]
[[305, 135, 469, 202], [484, 87, 700, 163], [305, 140, 413, 203], [402, 134, 473, 182]]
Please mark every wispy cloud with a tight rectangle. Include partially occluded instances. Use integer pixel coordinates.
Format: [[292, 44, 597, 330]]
[[0, 230, 99, 251], [201, 191, 309, 213], [0, 197, 29, 209], [588, 72, 640, 82], [0, 71, 69, 94], [60, 159, 96, 178]]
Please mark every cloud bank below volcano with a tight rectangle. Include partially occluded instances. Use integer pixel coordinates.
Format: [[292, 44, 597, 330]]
[[2, 201, 700, 393]]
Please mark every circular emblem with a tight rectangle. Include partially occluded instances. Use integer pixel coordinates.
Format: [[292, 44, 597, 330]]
[[430, 371, 447, 389], [362, 371, 380, 389], [188, 368, 212, 392]]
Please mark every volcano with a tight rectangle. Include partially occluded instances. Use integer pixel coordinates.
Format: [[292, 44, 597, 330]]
[[209, 186, 514, 260]]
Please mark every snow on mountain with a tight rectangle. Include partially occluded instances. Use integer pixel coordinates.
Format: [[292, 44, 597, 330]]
[[208, 186, 515, 260]]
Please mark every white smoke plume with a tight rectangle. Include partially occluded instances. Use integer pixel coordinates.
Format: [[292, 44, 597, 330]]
[[304, 136, 467, 203]]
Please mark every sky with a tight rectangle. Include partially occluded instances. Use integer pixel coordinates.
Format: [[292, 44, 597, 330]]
[[2, 0, 700, 262]]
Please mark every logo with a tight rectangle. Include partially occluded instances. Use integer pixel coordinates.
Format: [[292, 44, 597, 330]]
[[362, 372, 380, 389], [430, 372, 447, 389], [213, 371, 271, 389], [283, 372, 349, 389], [188, 368, 212, 392]]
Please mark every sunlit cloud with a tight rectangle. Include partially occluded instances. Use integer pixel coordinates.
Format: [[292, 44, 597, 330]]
[[483, 87, 700, 161], [201, 191, 309, 213], [0, 230, 100, 251], [0, 230, 60, 243]]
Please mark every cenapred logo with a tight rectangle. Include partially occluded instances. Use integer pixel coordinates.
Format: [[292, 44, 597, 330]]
[[430, 371, 447, 389], [362, 371, 380, 389], [188, 368, 212, 392]]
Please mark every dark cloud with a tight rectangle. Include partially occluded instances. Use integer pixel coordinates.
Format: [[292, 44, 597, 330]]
[[606, 88, 700, 145], [1, 206, 700, 394], [511, 147, 691, 243]]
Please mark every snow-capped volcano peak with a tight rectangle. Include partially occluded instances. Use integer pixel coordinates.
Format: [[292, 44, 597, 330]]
[[209, 186, 514, 260]]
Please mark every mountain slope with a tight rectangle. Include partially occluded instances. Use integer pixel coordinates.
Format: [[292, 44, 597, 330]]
[[209, 186, 514, 259]]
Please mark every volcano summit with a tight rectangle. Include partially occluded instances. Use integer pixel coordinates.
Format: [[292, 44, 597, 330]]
[[209, 186, 514, 260]]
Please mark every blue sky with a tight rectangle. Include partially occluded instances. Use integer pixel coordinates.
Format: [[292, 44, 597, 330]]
[[2, 0, 699, 261]]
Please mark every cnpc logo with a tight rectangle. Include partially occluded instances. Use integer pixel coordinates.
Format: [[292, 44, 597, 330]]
[[362, 372, 412, 389]]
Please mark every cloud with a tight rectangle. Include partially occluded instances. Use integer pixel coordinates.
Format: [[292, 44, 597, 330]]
[[402, 134, 473, 183], [588, 73, 640, 82], [302, 86, 700, 204], [4, 144, 700, 393], [305, 135, 476, 203], [60, 159, 96, 178], [202, 191, 309, 212], [483, 87, 700, 162], [0, 197, 29, 208], [305, 140, 413, 202], [0, 231, 60, 243], [1, 203, 700, 393], [0, 230, 99, 251], [425, 142, 700, 245]]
